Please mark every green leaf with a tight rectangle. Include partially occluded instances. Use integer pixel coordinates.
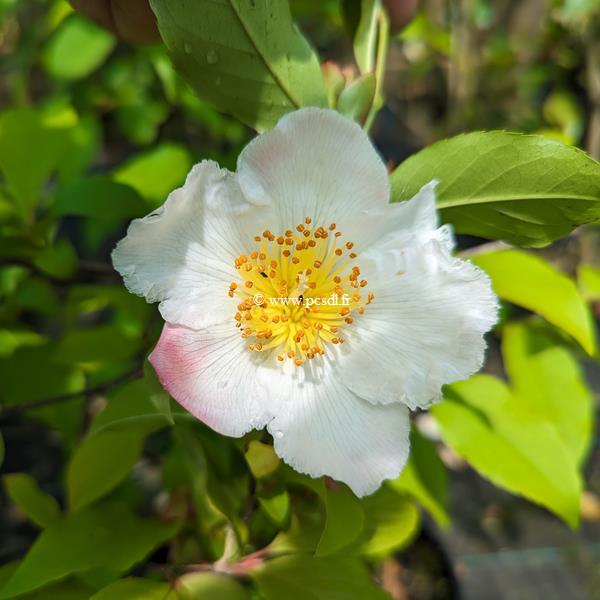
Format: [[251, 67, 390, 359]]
[[337, 73, 376, 121], [473, 249, 596, 354], [502, 322, 594, 466], [432, 375, 582, 526], [258, 489, 290, 526], [113, 143, 192, 207], [316, 484, 365, 556], [42, 14, 115, 80], [0, 502, 179, 599], [67, 430, 145, 512], [3, 474, 61, 528], [358, 486, 420, 558], [245, 440, 280, 479], [150, 0, 327, 131], [390, 429, 449, 527], [177, 572, 250, 600], [54, 177, 147, 221], [0, 329, 46, 358], [143, 359, 174, 426], [0, 109, 69, 218], [252, 555, 389, 600], [33, 239, 78, 280], [390, 131, 600, 247], [352, 0, 380, 73], [90, 578, 171, 600], [578, 264, 600, 301]]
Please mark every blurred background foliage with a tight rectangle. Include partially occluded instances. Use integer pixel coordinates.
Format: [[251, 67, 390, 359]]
[[0, 0, 600, 598]]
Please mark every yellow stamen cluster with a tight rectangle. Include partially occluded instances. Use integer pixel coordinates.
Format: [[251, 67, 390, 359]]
[[229, 217, 374, 366]]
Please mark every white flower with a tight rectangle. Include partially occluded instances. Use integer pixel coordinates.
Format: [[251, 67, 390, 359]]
[[112, 108, 497, 496]]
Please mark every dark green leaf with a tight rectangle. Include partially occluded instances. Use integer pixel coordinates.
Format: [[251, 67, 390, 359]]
[[150, 0, 327, 131]]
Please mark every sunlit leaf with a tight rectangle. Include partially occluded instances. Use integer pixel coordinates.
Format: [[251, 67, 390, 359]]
[[473, 249, 596, 354], [390, 131, 600, 246]]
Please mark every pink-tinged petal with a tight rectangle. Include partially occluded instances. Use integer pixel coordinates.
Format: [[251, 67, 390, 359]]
[[236, 107, 390, 231], [149, 322, 275, 437]]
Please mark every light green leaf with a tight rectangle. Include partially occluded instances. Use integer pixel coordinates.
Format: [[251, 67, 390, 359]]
[[0, 503, 179, 599], [473, 249, 596, 354], [90, 578, 171, 600], [353, 0, 380, 74], [113, 143, 192, 207], [358, 486, 420, 558], [258, 489, 290, 526], [432, 375, 581, 527], [3, 474, 61, 528], [42, 15, 115, 80], [67, 430, 145, 512], [337, 73, 376, 122], [143, 359, 174, 426], [0, 109, 69, 218], [390, 131, 600, 247], [316, 484, 365, 556], [245, 440, 280, 479], [150, 0, 327, 131], [54, 177, 147, 221], [502, 322, 594, 465], [251, 555, 390, 600], [177, 572, 250, 600], [0, 329, 46, 358], [391, 429, 449, 527], [578, 264, 600, 301]]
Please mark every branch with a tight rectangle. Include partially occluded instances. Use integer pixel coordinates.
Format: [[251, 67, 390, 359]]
[[0, 365, 142, 418]]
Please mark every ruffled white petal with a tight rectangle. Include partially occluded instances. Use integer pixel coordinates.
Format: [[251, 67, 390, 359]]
[[149, 322, 276, 437], [112, 161, 272, 329], [266, 363, 411, 497], [236, 108, 390, 232], [339, 187, 497, 410]]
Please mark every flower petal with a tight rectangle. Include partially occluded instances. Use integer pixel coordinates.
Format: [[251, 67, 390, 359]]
[[149, 322, 276, 437], [112, 160, 271, 329], [340, 235, 498, 409], [266, 365, 411, 497], [236, 108, 389, 230]]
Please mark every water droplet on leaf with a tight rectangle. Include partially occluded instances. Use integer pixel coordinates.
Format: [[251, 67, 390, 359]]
[[206, 49, 218, 65]]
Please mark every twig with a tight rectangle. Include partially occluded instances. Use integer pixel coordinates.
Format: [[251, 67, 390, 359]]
[[0, 365, 142, 418]]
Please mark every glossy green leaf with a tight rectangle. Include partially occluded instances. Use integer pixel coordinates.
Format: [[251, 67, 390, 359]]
[[177, 572, 250, 600], [473, 249, 596, 354], [251, 555, 389, 600], [90, 578, 171, 600], [3, 474, 61, 528], [502, 322, 594, 465], [390, 131, 600, 246], [245, 440, 280, 479], [578, 264, 600, 301], [67, 430, 145, 511], [0, 109, 69, 217], [42, 15, 115, 80], [316, 484, 365, 556], [432, 375, 581, 526], [150, 0, 327, 131], [113, 143, 192, 207], [0, 503, 179, 599], [54, 177, 147, 221], [391, 429, 449, 526]]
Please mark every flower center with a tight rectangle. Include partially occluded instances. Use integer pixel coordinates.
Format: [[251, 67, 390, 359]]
[[229, 217, 374, 366]]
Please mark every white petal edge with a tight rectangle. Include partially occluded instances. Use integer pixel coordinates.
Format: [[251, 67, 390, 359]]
[[236, 107, 390, 233]]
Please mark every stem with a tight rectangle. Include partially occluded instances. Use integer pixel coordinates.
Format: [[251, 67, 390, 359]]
[[0, 365, 142, 418], [365, 7, 390, 131]]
